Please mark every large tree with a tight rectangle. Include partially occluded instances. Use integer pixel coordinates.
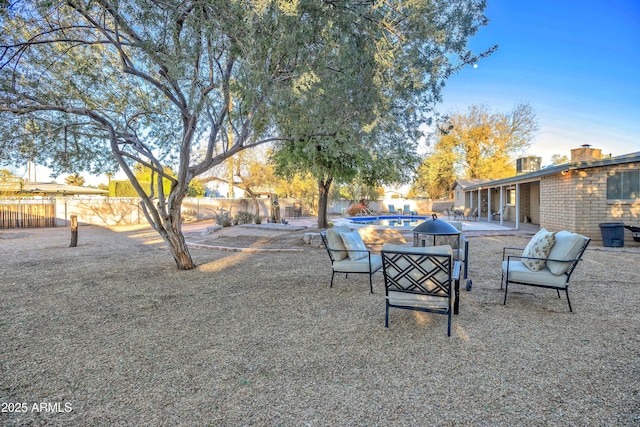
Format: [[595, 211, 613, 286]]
[[442, 103, 538, 179], [269, 0, 495, 228], [411, 103, 538, 198], [0, 1, 384, 269]]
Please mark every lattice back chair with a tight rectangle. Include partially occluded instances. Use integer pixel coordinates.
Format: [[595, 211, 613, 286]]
[[320, 227, 382, 293], [381, 243, 461, 336]]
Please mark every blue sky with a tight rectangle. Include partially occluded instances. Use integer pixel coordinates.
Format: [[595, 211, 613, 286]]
[[438, 0, 640, 164]]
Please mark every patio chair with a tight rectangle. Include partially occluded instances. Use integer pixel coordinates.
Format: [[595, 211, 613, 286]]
[[501, 229, 590, 312], [320, 227, 382, 293], [403, 204, 418, 215], [388, 204, 397, 214], [381, 243, 461, 336], [462, 207, 477, 221], [460, 208, 471, 220]]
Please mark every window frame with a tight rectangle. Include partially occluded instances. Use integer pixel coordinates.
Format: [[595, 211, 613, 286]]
[[607, 170, 640, 201]]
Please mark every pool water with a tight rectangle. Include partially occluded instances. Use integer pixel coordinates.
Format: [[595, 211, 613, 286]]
[[349, 215, 430, 227]]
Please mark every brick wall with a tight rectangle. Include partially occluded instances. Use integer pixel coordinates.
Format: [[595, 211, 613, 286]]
[[541, 164, 640, 245]]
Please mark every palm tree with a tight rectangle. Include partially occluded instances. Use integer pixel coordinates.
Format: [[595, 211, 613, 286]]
[[65, 173, 85, 187]]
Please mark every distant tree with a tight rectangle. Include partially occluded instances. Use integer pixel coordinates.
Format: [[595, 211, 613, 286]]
[[409, 149, 457, 200], [187, 180, 206, 198], [410, 103, 538, 198], [444, 103, 538, 179], [551, 154, 570, 165], [65, 173, 85, 187]]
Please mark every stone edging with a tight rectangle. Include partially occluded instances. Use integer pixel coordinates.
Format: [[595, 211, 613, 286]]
[[186, 242, 305, 253]]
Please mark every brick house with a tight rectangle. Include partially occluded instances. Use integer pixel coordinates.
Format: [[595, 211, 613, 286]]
[[456, 146, 640, 245]]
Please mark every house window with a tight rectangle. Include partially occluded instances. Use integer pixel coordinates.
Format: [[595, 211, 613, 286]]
[[607, 171, 640, 200], [506, 188, 516, 205]]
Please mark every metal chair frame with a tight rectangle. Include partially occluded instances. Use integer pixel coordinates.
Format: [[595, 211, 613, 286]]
[[320, 231, 380, 293]]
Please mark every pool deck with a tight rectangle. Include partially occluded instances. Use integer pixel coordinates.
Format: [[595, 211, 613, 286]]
[[332, 216, 540, 237], [181, 215, 540, 238]]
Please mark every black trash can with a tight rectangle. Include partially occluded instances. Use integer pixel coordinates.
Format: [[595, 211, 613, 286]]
[[599, 222, 624, 247]]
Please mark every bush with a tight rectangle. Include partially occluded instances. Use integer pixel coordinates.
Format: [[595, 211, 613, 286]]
[[234, 211, 255, 224], [181, 209, 197, 222], [213, 209, 232, 227], [254, 216, 262, 224]]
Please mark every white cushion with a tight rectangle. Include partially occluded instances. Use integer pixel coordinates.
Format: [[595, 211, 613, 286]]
[[521, 228, 556, 271], [387, 291, 450, 310], [325, 226, 351, 261], [546, 231, 588, 275], [333, 254, 382, 273], [503, 260, 569, 288], [340, 230, 368, 261]]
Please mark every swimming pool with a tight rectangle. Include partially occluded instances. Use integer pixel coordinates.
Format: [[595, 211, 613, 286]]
[[348, 215, 430, 228]]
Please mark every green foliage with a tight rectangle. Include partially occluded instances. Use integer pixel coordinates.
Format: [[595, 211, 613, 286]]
[[234, 211, 256, 225], [213, 210, 233, 228], [269, 1, 495, 226], [109, 180, 172, 197], [65, 173, 85, 187], [188, 180, 206, 198]]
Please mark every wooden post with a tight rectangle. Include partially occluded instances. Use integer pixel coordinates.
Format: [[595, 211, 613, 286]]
[[70, 215, 78, 247]]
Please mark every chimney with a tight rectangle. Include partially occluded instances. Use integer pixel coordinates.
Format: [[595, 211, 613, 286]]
[[516, 156, 542, 174], [571, 144, 602, 162]]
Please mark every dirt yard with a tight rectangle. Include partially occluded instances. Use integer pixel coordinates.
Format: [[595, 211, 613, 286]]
[[1, 224, 639, 425]]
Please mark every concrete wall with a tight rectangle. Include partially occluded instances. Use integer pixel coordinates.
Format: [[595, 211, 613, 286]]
[[42, 196, 450, 227]]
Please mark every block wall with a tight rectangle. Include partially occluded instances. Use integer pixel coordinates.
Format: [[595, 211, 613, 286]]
[[541, 164, 640, 245]]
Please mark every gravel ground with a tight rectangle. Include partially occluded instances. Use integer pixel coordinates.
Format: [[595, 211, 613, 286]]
[[1, 224, 639, 426]]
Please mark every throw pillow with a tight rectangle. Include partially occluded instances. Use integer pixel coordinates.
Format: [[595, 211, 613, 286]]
[[340, 230, 369, 261], [326, 226, 351, 261], [521, 228, 556, 271], [546, 231, 588, 275]]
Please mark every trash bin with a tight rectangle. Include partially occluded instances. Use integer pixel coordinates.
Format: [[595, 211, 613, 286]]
[[599, 222, 624, 247]]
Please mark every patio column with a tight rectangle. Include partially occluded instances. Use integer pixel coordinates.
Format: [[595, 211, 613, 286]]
[[487, 187, 492, 222], [477, 188, 481, 220], [515, 183, 520, 230], [499, 186, 504, 225]]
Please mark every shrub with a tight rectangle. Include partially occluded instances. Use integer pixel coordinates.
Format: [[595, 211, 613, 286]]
[[254, 216, 262, 224], [234, 211, 256, 224], [213, 209, 232, 227], [181, 209, 198, 222]]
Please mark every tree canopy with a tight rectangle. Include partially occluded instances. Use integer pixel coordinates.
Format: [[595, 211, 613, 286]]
[[268, 0, 495, 227], [411, 103, 539, 198]]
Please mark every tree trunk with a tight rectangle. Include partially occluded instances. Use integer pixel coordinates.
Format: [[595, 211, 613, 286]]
[[163, 223, 195, 270], [69, 215, 78, 247], [317, 177, 332, 229], [139, 186, 196, 270]]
